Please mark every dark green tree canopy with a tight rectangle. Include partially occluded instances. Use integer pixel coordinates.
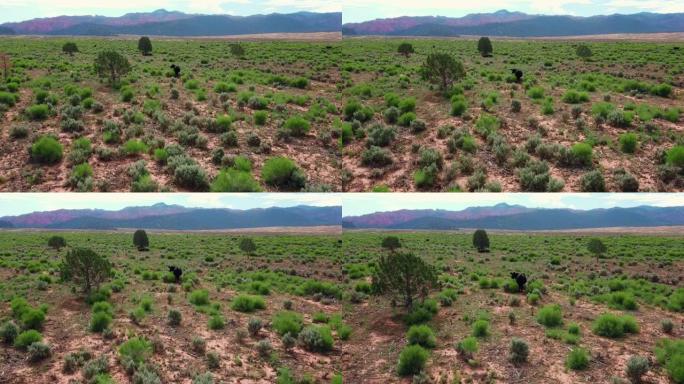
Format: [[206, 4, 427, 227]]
[[94, 50, 131, 86], [576, 44, 593, 59], [472, 229, 490, 252], [138, 36, 153, 55], [47, 235, 67, 251], [587, 238, 607, 259], [421, 53, 466, 93], [229, 43, 245, 57], [381, 236, 402, 252], [60, 248, 112, 294], [133, 229, 149, 251], [397, 42, 415, 58], [477, 37, 493, 57], [62, 42, 79, 56], [239, 238, 256, 255], [372, 252, 438, 308]]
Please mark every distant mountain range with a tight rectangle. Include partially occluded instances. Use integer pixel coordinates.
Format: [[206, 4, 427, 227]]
[[342, 204, 684, 230], [0, 203, 341, 230], [342, 9, 684, 37], [0, 9, 341, 36]]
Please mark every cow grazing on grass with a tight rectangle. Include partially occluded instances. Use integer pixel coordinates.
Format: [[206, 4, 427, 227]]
[[168, 266, 183, 283], [510, 272, 527, 292], [510, 68, 523, 83], [170, 64, 181, 78]]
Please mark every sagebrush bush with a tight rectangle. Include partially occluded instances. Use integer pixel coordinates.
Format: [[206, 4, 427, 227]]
[[298, 325, 334, 352], [168, 309, 182, 326], [361, 146, 393, 167], [509, 338, 529, 364], [397, 345, 429, 376], [625, 355, 649, 383], [580, 170, 606, 192], [0, 321, 19, 344], [27, 342, 51, 362]]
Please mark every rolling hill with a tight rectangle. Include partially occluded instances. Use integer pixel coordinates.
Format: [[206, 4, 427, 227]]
[[0, 204, 341, 230], [342, 205, 684, 230], [342, 10, 684, 37], [0, 10, 342, 36]]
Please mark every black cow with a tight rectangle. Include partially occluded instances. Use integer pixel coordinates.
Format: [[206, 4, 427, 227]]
[[510, 68, 523, 83], [170, 64, 181, 78], [168, 266, 183, 283], [510, 272, 527, 292]]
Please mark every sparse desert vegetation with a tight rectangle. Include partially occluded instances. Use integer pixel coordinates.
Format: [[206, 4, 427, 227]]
[[1, 228, 683, 383]]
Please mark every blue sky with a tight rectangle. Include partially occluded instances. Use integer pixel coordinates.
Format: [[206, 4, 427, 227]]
[[0, 193, 340, 217], [343, 0, 684, 23], [0, 0, 340, 24], [342, 193, 684, 216]]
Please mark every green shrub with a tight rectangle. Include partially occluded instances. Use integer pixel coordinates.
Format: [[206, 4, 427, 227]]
[[528, 87, 545, 99], [565, 347, 590, 370], [397, 345, 429, 376], [298, 325, 334, 352], [189, 289, 210, 306], [397, 112, 416, 127], [592, 313, 639, 338], [90, 311, 112, 333], [118, 337, 152, 364], [27, 342, 51, 362], [562, 90, 589, 104], [31, 136, 63, 164], [26, 104, 49, 120], [261, 157, 306, 191], [666, 146, 684, 168], [230, 295, 265, 313], [215, 115, 231, 131], [361, 146, 393, 167], [571, 143, 593, 166], [472, 319, 490, 338], [122, 139, 148, 156], [625, 355, 650, 383], [282, 116, 310, 137], [0, 91, 18, 106], [14, 329, 43, 349], [456, 336, 478, 359], [406, 325, 436, 349], [0, 321, 19, 344], [536, 304, 563, 328], [208, 314, 225, 330], [450, 95, 467, 116], [254, 111, 268, 125], [20, 308, 46, 330], [211, 169, 261, 192], [509, 338, 529, 364], [580, 170, 605, 192], [272, 311, 303, 337], [619, 133, 638, 154], [654, 339, 684, 384]]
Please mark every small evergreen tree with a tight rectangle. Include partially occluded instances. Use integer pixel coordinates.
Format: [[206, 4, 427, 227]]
[[133, 229, 149, 251], [62, 42, 79, 56], [397, 43, 415, 58], [381, 236, 401, 252], [576, 44, 592, 59], [239, 238, 256, 255], [472, 229, 490, 252], [47, 235, 67, 251], [587, 238, 607, 261], [477, 37, 493, 57], [229, 43, 245, 57], [372, 252, 438, 308], [421, 53, 466, 92], [137, 37, 153, 56], [94, 51, 131, 86], [60, 248, 111, 294]]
